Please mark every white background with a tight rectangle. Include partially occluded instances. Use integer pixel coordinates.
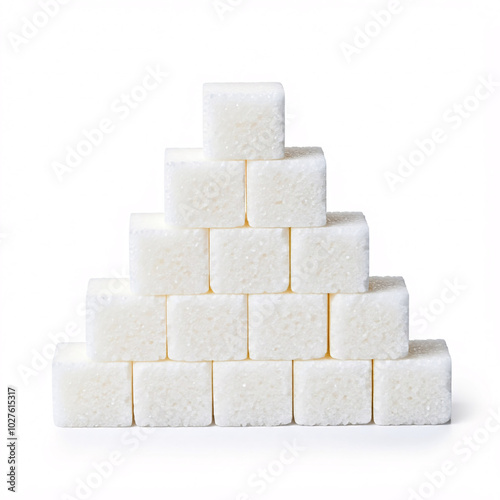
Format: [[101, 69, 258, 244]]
[[1, 0, 499, 499]]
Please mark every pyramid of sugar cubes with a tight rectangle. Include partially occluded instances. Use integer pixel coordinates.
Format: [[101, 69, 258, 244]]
[[52, 83, 452, 427]]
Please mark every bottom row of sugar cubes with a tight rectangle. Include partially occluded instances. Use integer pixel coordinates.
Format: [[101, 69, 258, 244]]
[[52, 340, 451, 427]]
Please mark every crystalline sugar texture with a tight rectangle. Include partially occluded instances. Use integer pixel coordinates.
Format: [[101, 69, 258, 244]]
[[167, 293, 247, 361], [203, 82, 285, 160], [294, 358, 372, 425], [373, 339, 452, 425], [164, 148, 245, 228], [129, 213, 208, 295], [86, 278, 166, 362], [52, 343, 132, 427], [210, 226, 289, 293], [248, 292, 327, 360], [330, 276, 409, 360], [133, 360, 213, 427], [291, 212, 369, 293], [247, 147, 326, 227], [213, 360, 292, 426]]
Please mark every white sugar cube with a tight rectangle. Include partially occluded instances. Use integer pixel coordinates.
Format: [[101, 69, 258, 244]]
[[294, 358, 372, 425], [86, 278, 166, 362], [374, 340, 452, 425], [213, 360, 292, 426], [130, 213, 208, 295], [164, 148, 245, 228], [133, 360, 212, 427], [330, 276, 409, 360], [52, 343, 132, 427], [248, 293, 327, 360], [167, 293, 247, 361], [210, 227, 289, 294], [291, 212, 369, 293], [247, 147, 327, 227], [203, 82, 285, 160]]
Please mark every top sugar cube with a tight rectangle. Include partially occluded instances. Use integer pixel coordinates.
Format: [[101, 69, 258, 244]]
[[203, 83, 285, 160]]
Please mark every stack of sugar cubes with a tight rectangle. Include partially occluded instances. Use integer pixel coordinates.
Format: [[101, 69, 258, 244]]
[[52, 83, 452, 427]]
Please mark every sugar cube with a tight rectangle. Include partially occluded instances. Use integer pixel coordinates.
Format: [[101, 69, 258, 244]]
[[86, 278, 166, 362], [167, 293, 247, 361], [373, 339, 452, 425], [203, 82, 285, 160], [52, 343, 132, 427], [247, 147, 326, 227], [329, 276, 409, 360], [248, 292, 327, 360], [130, 213, 208, 295], [291, 212, 369, 293], [133, 360, 212, 426], [210, 226, 289, 293], [294, 358, 372, 425], [213, 360, 292, 426], [164, 148, 245, 228]]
